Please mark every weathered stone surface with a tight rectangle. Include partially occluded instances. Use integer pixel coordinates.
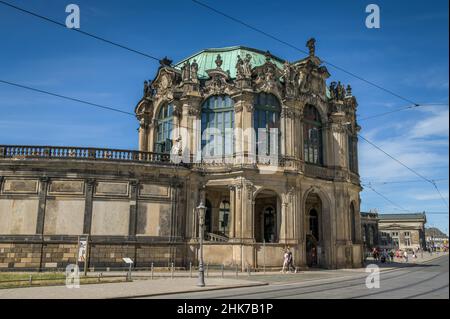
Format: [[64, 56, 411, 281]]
[[2, 179, 38, 194], [44, 199, 85, 235], [139, 184, 169, 198], [91, 200, 130, 235], [0, 199, 39, 234], [136, 202, 172, 236], [95, 182, 129, 197], [49, 180, 84, 195]]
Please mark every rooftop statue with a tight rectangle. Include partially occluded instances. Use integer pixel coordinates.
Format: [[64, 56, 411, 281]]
[[306, 38, 316, 57]]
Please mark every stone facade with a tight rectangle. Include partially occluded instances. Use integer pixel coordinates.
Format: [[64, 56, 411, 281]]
[[378, 213, 427, 250], [0, 41, 363, 270], [360, 212, 427, 251], [360, 211, 379, 251]]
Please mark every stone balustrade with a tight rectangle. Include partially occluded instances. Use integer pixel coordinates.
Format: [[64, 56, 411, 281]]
[[304, 163, 335, 180], [0, 145, 177, 165]]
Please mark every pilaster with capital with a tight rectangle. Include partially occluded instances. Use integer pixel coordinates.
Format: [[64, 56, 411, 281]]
[[232, 92, 254, 165], [181, 95, 202, 163]]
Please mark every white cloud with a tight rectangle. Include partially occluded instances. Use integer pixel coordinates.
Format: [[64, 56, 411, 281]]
[[410, 109, 449, 138]]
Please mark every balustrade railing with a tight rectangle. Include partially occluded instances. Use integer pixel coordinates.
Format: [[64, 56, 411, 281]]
[[0, 145, 178, 165], [304, 163, 335, 180], [204, 232, 229, 242]]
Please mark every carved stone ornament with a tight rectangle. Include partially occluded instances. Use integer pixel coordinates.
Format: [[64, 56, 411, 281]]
[[254, 62, 282, 95]]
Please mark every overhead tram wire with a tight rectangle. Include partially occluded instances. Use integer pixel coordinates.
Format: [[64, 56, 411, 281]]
[[359, 134, 449, 209], [359, 103, 449, 122], [0, 0, 161, 62], [2, 0, 445, 121], [360, 178, 449, 185], [0, 79, 135, 117], [1, 0, 426, 107], [191, 0, 419, 106], [361, 183, 412, 212]]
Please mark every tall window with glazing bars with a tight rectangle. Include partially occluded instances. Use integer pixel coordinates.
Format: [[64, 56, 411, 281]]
[[201, 95, 234, 159], [155, 103, 174, 154], [253, 93, 280, 157], [303, 105, 323, 165], [348, 134, 358, 173]]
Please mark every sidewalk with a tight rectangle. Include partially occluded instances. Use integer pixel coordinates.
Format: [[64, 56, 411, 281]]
[[1, 252, 446, 299], [0, 277, 267, 299]]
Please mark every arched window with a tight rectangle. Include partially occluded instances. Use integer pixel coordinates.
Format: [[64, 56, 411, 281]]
[[350, 202, 356, 243], [303, 105, 323, 165], [309, 209, 319, 241], [155, 104, 174, 154], [218, 201, 230, 236], [263, 206, 276, 243], [201, 95, 234, 158], [254, 93, 280, 156]]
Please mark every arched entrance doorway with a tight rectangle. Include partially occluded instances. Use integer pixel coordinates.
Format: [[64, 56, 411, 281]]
[[305, 193, 322, 267], [254, 190, 280, 243]]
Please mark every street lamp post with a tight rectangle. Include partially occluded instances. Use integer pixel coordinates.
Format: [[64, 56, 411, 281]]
[[197, 201, 206, 287]]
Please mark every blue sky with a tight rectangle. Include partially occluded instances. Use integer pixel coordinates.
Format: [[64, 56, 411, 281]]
[[0, 0, 448, 233]]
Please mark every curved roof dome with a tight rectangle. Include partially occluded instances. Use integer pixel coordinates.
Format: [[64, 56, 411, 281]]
[[174, 46, 285, 79]]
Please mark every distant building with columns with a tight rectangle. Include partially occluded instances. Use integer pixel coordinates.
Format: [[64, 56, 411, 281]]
[[360, 212, 427, 251]]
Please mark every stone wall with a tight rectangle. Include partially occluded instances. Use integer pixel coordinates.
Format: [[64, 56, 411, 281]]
[[0, 159, 189, 269]]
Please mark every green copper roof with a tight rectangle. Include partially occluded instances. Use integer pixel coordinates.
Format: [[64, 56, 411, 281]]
[[174, 46, 286, 79]]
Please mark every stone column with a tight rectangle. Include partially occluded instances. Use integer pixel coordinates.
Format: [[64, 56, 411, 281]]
[[83, 179, 95, 235], [328, 110, 348, 169], [242, 181, 254, 242], [232, 92, 254, 164], [188, 181, 199, 240], [233, 185, 243, 239], [36, 177, 49, 235], [181, 95, 202, 164], [138, 122, 148, 152], [148, 120, 156, 152], [229, 185, 236, 238]]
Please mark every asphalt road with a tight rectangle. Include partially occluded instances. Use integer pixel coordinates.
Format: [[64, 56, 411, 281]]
[[142, 255, 449, 299]]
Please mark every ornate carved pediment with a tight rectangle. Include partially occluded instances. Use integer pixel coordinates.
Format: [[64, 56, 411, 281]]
[[253, 56, 283, 96], [153, 68, 180, 99], [203, 55, 234, 95]]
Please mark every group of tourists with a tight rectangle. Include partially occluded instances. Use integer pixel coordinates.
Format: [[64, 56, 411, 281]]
[[370, 247, 420, 263]]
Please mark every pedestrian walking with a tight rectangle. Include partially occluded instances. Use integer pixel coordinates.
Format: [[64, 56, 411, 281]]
[[403, 250, 408, 263], [389, 250, 394, 263], [280, 249, 289, 273], [286, 248, 296, 273]]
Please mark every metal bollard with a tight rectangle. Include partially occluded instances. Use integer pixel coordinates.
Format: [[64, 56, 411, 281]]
[[221, 264, 224, 278], [189, 262, 192, 278], [247, 265, 251, 277], [151, 262, 154, 280], [171, 262, 174, 279], [206, 263, 209, 278]]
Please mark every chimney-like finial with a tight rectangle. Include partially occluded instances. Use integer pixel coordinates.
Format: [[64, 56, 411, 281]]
[[159, 56, 173, 67], [215, 54, 223, 68]]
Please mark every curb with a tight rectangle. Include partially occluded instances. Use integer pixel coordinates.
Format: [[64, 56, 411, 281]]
[[112, 281, 269, 299]]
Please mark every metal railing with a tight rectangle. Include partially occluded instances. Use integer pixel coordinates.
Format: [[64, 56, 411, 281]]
[[0, 145, 178, 165]]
